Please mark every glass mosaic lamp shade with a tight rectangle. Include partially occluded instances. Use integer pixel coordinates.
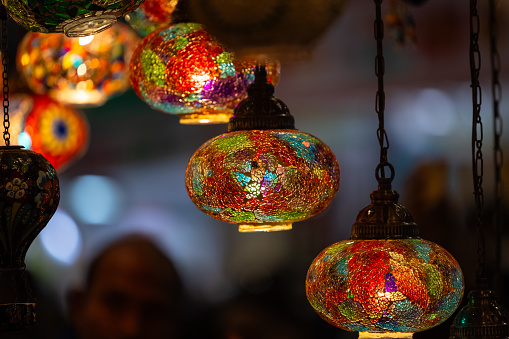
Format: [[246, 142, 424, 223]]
[[0, 146, 59, 330], [9, 94, 89, 172], [129, 22, 280, 124], [1, 0, 144, 37], [125, 0, 178, 37], [449, 289, 509, 339], [185, 66, 340, 232], [187, 0, 348, 59], [17, 23, 138, 107], [306, 189, 464, 336]]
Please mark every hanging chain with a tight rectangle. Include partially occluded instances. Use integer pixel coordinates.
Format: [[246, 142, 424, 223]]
[[469, 0, 486, 286], [489, 0, 503, 289], [374, 0, 394, 190], [0, 5, 9, 146]]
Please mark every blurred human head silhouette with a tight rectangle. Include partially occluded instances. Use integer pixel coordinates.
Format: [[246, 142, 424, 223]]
[[67, 234, 183, 339]]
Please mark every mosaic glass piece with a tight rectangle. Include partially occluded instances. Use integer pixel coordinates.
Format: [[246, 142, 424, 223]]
[[185, 129, 340, 232], [125, 0, 178, 37], [129, 23, 280, 124], [306, 239, 464, 334], [17, 23, 138, 107], [9, 94, 89, 172], [2, 0, 144, 37]]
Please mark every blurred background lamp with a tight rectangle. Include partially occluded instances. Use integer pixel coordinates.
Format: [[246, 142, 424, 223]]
[[9, 94, 89, 172], [17, 23, 138, 107], [126, 0, 179, 37], [129, 22, 280, 124]]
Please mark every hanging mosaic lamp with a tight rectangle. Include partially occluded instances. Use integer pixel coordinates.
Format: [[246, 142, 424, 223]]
[[129, 22, 280, 124], [1, 0, 144, 37], [186, 0, 348, 59], [17, 22, 138, 107], [450, 0, 509, 337], [0, 10, 60, 331], [306, 189, 464, 337], [185, 66, 340, 232], [306, 0, 463, 336], [9, 94, 89, 172], [125, 0, 178, 37]]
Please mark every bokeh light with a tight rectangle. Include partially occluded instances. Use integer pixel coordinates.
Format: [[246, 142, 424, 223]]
[[69, 175, 123, 225], [40, 209, 82, 265]]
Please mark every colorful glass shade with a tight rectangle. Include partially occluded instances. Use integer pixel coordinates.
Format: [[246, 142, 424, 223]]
[[125, 0, 178, 37], [129, 23, 280, 124], [2, 0, 144, 37], [306, 190, 464, 336], [187, 0, 348, 59], [17, 23, 138, 107], [0, 146, 59, 330], [9, 94, 89, 172], [307, 239, 464, 333], [186, 129, 340, 232]]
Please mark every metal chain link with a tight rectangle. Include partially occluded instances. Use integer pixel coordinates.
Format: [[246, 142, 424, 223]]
[[489, 0, 503, 290], [374, 0, 395, 190], [0, 5, 9, 146], [469, 0, 486, 286]]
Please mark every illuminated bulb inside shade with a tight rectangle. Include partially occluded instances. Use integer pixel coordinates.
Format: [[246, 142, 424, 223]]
[[359, 333, 413, 338], [78, 35, 94, 45]]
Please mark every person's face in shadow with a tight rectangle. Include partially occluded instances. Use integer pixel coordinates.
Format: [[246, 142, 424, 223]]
[[69, 238, 181, 339]]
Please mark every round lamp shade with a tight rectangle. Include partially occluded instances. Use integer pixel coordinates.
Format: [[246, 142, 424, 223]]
[[17, 23, 138, 107], [129, 23, 280, 124], [185, 129, 340, 232], [2, 0, 144, 37], [306, 239, 464, 334], [9, 94, 89, 172], [125, 0, 178, 37]]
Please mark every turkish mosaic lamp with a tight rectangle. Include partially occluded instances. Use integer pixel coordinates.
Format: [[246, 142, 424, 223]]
[[129, 22, 280, 124], [125, 0, 178, 36], [8, 94, 90, 172], [1, 0, 144, 37], [306, 189, 464, 338], [185, 66, 340, 232], [17, 23, 138, 107]]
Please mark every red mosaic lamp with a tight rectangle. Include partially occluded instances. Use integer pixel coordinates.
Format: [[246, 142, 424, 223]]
[[130, 22, 280, 124], [0, 9, 60, 331], [185, 66, 340, 232], [9, 94, 89, 172], [306, 1, 463, 337]]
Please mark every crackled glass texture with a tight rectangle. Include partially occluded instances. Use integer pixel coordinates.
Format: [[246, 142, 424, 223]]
[[2, 0, 144, 36], [129, 23, 280, 124], [125, 0, 178, 37], [17, 23, 138, 107], [185, 130, 340, 232], [306, 239, 464, 334]]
